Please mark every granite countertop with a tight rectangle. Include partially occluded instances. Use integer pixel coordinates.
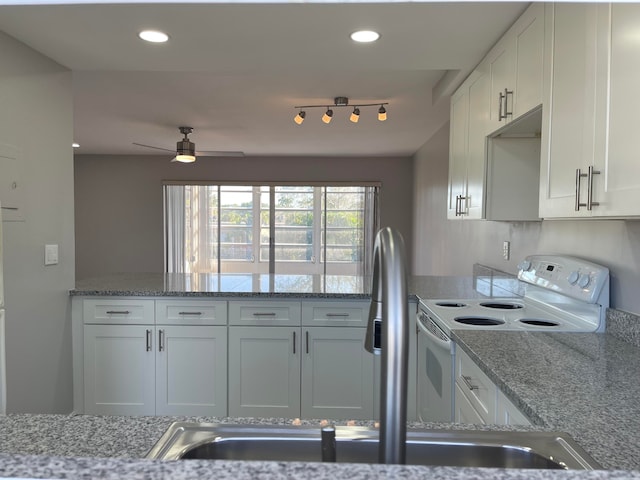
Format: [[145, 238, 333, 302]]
[[2, 414, 638, 480], [453, 330, 640, 471], [70, 272, 491, 302]]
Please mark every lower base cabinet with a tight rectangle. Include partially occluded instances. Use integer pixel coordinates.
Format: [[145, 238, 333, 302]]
[[228, 326, 375, 419], [83, 324, 227, 416]]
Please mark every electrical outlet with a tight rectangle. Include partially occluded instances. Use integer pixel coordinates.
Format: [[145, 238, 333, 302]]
[[502, 241, 510, 260]]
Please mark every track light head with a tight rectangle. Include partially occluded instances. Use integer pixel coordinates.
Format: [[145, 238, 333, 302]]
[[378, 105, 387, 122], [294, 110, 306, 125], [350, 107, 361, 123], [322, 108, 334, 124]]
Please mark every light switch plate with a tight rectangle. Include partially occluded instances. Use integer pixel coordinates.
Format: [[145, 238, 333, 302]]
[[45, 244, 59, 266], [502, 241, 510, 260]]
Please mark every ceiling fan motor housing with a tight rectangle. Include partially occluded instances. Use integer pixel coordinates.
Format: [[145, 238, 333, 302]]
[[176, 139, 195, 156]]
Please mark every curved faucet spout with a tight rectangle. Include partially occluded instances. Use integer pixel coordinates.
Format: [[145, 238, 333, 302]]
[[364, 227, 409, 465]]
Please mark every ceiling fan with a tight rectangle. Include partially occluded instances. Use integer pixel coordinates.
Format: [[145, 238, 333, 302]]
[[133, 126, 244, 163]]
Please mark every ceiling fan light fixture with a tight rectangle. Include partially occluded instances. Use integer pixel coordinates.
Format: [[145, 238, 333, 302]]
[[294, 110, 306, 125], [322, 108, 334, 124], [378, 105, 387, 122], [350, 107, 360, 123], [175, 129, 196, 162]]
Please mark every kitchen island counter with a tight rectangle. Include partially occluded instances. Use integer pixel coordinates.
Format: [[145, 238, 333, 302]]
[[0, 414, 636, 479]]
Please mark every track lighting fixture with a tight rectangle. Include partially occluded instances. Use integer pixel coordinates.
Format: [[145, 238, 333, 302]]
[[294, 110, 306, 125], [378, 105, 387, 122], [293, 97, 389, 124], [350, 107, 361, 123]]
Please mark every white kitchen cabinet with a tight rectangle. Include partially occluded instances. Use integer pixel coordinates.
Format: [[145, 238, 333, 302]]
[[228, 326, 301, 418], [447, 69, 489, 220], [155, 325, 227, 416], [83, 324, 155, 415], [540, 3, 640, 218], [454, 347, 530, 425], [301, 326, 374, 420], [487, 2, 545, 132], [454, 382, 486, 425], [539, 3, 602, 218]]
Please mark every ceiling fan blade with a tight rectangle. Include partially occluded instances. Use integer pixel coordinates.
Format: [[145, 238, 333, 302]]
[[196, 150, 245, 157], [132, 142, 175, 153]]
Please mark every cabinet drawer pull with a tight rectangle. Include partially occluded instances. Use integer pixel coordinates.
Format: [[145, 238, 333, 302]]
[[178, 311, 203, 316], [253, 312, 277, 317], [146, 329, 152, 352], [461, 375, 479, 391], [293, 331, 296, 354], [106, 310, 131, 315], [306, 331, 310, 354], [575, 168, 588, 211], [325, 313, 349, 318]]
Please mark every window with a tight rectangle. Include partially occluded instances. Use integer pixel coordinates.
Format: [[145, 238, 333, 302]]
[[164, 183, 379, 276]]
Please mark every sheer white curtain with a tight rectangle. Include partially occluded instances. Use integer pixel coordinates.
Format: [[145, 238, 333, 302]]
[[164, 185, 185, 273], [362, 186, 380, 278]]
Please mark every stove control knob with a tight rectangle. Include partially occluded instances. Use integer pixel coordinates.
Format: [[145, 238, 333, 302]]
[[577, 274, 591, 289], [518, 260, 532, 272], [567, 271, 580, 285]]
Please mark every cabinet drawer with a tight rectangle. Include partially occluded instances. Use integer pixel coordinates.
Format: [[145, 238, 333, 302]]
[[83, 299, 154, 325], [302, 301, 370, 327], [229, 300, 301, 326], [455, 348, 496, 423], [156, 300, 227, 325]]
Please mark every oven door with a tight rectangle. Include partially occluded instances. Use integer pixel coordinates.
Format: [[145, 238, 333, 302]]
[[417, 309, 455, 422]]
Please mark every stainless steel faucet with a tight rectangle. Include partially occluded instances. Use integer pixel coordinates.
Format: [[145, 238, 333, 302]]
[[364, 227, 409, 465]]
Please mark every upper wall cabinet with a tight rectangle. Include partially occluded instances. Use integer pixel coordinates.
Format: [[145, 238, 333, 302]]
[[540, 3, 640, 218], [486, 3, 545, 133], [447, 2, 544, 222]]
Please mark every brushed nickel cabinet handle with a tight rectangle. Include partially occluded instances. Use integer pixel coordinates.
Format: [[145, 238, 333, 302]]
[[575, 168, 588, 211], [253, 312, 277, 317], [306, 331, 310, 354], [158, 329, 165, 352], [325, 313, 349, 318], [178, 311, 203, 316], [146, 329, 152, 352], [461, 375, 479, 391], [587, 166, 601, 210], [106, 310, 130, 315], [293, 331, 296, 354]]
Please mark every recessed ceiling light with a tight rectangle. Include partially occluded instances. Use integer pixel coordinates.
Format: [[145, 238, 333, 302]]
[[72, 143, 80, 148], [138, 30, 170, 43], [350, 30, 380, 43]]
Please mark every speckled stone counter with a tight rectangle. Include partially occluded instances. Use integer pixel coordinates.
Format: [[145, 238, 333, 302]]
[[453, 330, 640, 471], [1, 414, 639, 479], [71, 272, 489, 301]]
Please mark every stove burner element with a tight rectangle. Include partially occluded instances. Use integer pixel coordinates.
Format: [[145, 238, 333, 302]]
[[454, 317, 505, 326], [479, 302, 524, 310], [519, 319, 560, 327], [434, 302, 467, 308]]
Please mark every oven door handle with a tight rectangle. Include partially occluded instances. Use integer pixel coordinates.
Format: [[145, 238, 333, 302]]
[[417, 312, 451, 348]]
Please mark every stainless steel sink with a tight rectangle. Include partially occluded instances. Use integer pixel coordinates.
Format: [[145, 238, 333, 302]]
[[146, 423, 601, 469]]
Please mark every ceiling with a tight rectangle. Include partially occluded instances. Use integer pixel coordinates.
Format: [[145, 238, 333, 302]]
[[0, 1, 528, 157]]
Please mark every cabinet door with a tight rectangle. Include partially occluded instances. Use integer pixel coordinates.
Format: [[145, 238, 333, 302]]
[[84, 325, 155, 415], [156, 326, 227, 416], [466, 69, 490, 219], [487, 35, 515, 132], [301, 327, 374, 420], [228, 326, 301, 418], [455, 383, 485, 424], [447, 87, 469, 219], [496, 390, 531, 426], [540, 3, 599, 218], [512, 2, 545, 118], [595, 4, 640, 216]]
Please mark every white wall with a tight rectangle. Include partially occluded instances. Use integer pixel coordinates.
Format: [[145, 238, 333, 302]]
[[74, 154, 414, 280], [412, 122, 640, 316], [0, 32, 75, 412]]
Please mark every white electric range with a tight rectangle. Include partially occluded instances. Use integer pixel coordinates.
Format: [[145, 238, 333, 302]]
[[416, 255, 610, 423]]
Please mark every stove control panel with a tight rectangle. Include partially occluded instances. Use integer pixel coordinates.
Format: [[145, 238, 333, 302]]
[[517, 255, 609, 305]]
